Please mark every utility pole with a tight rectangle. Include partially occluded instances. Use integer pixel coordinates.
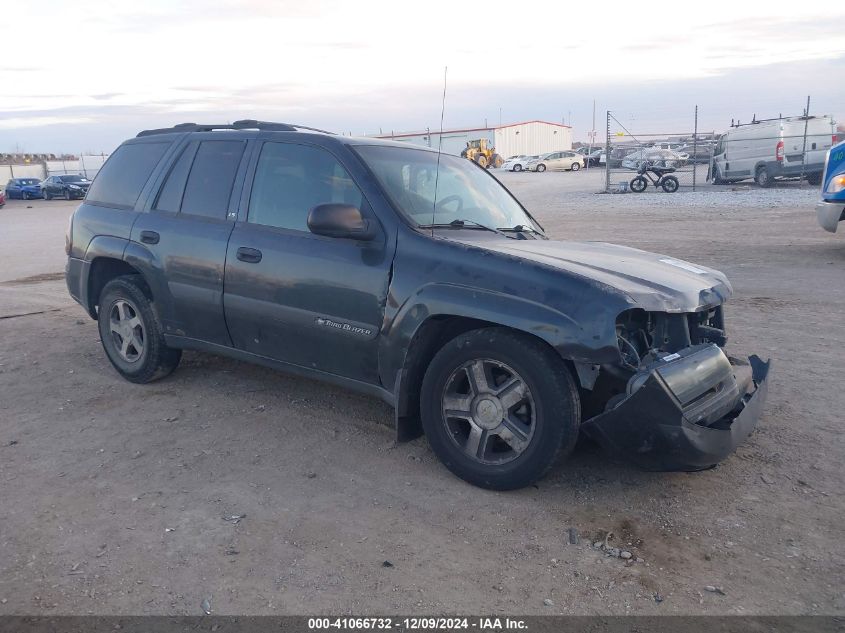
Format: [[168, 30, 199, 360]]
[[800, 95, 811, 186]]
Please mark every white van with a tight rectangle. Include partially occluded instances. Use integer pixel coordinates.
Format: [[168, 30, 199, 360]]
[[712, 115, 836, 187]]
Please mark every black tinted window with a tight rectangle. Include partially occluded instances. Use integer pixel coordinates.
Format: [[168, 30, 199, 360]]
[[180, 140, 245, 219], [154, 142, 197, 213], [86, 142, 169, 208], [248, 142, 362, 231]]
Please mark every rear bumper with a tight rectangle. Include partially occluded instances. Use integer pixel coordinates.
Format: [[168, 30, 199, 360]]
[[816, 200, 845, 233], [582, 345, 771, 471], [65, 256, 94, 317]]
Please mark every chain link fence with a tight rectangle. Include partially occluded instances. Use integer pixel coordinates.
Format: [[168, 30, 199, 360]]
[[603, 108, 712, 193], [602, 100, 837, 193]]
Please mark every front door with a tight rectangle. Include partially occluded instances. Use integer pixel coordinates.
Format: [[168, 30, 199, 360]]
[[223, 141, 394, 384]]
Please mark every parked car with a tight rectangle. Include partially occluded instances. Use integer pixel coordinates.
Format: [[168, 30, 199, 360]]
[[816, 139, 845, 233], [66, 119, 770, 490], [526, 151, 585, 172], [584, 148, 603, 167], [712, 115, 836, 187], [674, 142, 715, 164], [42, 174, 92, 200], [621, 148, 689, 170], [5, 178, 43, 200], [599, 146, 638, 168], [500, 155, 534, 172]]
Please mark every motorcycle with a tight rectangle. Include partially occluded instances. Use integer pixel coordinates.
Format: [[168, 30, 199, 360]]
[[629, 161, 680, 193]]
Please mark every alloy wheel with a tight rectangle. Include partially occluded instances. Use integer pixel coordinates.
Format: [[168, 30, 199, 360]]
[[441, 358, 536, 465], [109, 299, 145, 363]]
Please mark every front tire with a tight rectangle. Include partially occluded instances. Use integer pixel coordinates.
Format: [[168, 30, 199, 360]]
[[97, 275, 181, 384], [630, 176, 648, 192], [570, 161, 581, 171], [514, 164, 522, 172], [64, 189, 72, 200], [536, 163, 547, 172], [43, 189, 51, 200], [420, 327, 580, 490]]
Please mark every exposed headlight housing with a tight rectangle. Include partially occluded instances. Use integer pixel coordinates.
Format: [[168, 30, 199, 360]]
[[825, 174, 845, 194]]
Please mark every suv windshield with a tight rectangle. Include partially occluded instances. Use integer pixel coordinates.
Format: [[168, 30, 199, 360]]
[[356, 145, 539, 231]]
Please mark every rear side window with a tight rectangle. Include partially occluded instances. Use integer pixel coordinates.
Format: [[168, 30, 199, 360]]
[[248, 142, 363, 231], [180, 140, 245, 219], [86, 142, 169, 208], [154, 142, 198, 213]]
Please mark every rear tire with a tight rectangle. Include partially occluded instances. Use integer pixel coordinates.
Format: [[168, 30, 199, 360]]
[[476, 156, 488, 169], [97, 275, 181, 384], [755, 165, 773, 188], [630, 176, 648, 192], [420, 327, 580, 490], [806, 172, 822, 186]]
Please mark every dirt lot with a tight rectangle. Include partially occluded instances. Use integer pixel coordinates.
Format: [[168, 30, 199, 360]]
[[0, 174, 843, 616]]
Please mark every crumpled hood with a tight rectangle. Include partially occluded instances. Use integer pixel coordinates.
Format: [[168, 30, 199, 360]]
[[460, 238, 732, 312]]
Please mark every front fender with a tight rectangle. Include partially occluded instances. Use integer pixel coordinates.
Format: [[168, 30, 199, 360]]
[[381, 282, 598, 388], [380, 282, 621, 440]]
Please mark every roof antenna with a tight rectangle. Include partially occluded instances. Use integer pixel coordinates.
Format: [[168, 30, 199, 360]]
[[431, 66, 448, 238]]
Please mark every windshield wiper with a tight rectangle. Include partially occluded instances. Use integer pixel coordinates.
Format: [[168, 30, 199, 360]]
[[419, 219, 514, 238], [496, 224, 545, 239], [498, 224, 538, 233]]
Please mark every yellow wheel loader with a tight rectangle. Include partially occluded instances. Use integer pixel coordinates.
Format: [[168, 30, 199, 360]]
[[460, 139, 503, 169]]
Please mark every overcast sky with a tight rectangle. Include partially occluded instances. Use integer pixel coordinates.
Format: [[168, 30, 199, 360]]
[[2, 0, 844, 153]]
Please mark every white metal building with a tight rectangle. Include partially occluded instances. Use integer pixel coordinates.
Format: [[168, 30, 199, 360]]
[[375, 120, 572, 158]]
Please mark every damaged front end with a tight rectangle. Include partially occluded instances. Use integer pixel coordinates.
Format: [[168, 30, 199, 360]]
[[581, 307, 771, 471]]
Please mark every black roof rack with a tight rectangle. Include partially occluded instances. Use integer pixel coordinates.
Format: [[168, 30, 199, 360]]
[[136, 119, 335, 137]]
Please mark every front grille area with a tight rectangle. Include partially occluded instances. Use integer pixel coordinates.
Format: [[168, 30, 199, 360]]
[[616, 306, 727, 368]]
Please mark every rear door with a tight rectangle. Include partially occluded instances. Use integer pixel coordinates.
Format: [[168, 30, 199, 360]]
[[128, 138, 248, 346], [223, 140, 394, 383]]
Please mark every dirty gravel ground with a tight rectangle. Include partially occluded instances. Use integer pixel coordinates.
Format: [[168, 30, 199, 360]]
[[0, 173, 843, 616]]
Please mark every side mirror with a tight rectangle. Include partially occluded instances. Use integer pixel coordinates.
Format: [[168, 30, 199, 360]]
[[307, 203, 377, 240]]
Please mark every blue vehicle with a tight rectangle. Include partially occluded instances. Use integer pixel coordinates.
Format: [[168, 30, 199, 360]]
[[5, 178, 43, 200], [816, 139, 845, 233]]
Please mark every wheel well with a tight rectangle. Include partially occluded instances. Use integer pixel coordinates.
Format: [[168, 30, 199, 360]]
[[394, 316, 571, 442], [87, 258, 145, 316]]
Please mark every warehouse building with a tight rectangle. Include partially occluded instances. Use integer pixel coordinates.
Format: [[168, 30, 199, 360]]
[[375, 120, 572, 159]]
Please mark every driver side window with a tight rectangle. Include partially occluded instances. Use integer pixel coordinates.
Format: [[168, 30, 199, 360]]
[[248, 143, 363, 232]]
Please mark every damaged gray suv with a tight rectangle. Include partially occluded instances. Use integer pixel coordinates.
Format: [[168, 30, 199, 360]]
[[66, 120, 770, 490]]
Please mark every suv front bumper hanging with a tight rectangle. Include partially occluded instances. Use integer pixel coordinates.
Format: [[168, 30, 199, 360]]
[[582, 344, 771, 471]]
